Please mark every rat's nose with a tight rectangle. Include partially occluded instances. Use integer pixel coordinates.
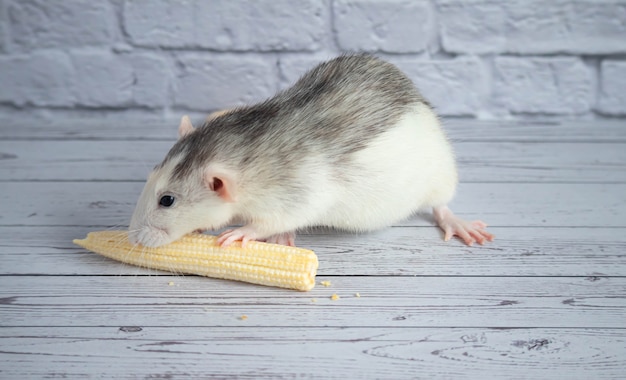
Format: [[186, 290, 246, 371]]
[[128, 226, 171, 248], [128, 233, 136, 245], [127, 228, 140, 245]]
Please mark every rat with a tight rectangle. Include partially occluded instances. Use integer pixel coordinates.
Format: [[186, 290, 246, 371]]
[[128, 54, 494, 248]]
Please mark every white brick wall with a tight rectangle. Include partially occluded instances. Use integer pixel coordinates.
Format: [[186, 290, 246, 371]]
[[173, 54, 277, 109], [439, 0, 626, 55], [598, 61, 626, 115], [333, 0, 433, 53], [8, 0, 118, 52], [1, 0, 625, 120], [493, 57, 593, 115]]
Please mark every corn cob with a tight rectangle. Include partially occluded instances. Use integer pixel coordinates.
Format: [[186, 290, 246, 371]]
[[73, 231, 318, 291]]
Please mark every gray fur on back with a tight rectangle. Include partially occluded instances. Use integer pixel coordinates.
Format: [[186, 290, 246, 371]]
[[165, 54, 428, 185]]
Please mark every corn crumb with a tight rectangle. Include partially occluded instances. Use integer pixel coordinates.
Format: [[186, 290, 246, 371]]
[[330, 294, 340, 301], [355, 293, 361, 298], [168, 281, 175, 286], [311, 298, 317, 303], [320, 280, 332, 287], [239, 315, 248, 321]]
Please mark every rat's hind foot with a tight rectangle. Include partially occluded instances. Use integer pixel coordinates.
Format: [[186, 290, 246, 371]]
[[265, 231, 296, 246], [433, 205, 494, 246]]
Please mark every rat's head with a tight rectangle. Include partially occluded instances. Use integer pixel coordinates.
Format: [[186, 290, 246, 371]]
[[128, 116, 237, 247]]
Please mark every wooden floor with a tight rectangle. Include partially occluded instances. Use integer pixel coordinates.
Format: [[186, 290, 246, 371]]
[[1, 119, 625, 379]]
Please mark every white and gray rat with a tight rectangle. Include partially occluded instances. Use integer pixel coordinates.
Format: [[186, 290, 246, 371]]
[[129, 54, 494, 248]]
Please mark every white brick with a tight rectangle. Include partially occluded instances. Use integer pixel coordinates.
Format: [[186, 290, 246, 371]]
[[392, 57, 485, 116], [0, 51, 76, 107], [437, 0, 504, 54], [125, 0, 325, 51], [334, 0, 432, 53], [126, 54, 170, 108], [196, 0, 325, 51], [597, 61, 626, 115], [124, 0, 195, 48], [494, 57, 592, 115], [70, 51, 134, 107], [438, 0, 626, 54], [173, 54, 277, 110], [0, 0, 6, 53], [8, 0, 116, 51]]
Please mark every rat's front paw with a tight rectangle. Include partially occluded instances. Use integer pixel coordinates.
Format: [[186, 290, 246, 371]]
[[265, 231, 296, 246], [217, 226, 259, 247]]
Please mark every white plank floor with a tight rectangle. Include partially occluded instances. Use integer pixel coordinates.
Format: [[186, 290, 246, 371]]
[[1, 119, 625, 379]]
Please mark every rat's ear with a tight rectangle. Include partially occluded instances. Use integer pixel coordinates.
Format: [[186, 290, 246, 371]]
[[203, 166, 236, 202], [206, 108, 231, 121], [178, 115, 195, 139]]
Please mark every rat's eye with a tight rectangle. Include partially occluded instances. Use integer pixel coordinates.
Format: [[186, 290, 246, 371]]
[[159, 195, 175, 208]]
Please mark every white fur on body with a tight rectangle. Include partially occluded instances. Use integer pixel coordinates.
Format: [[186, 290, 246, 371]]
[[129, 103, 458, 247], [270, 103, 457, 233]]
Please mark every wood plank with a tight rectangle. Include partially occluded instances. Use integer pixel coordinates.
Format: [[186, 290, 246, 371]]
[[458, 142, 626, 183], [1, 118, 625, 379], [1, 181, 144, 227], [2, 182, 624, 227], [0, 118, 180, 141], [2, 140, 625, 182], [2, 226, 625, 277], [0, 140, 171, 181], [2, 118, 625, 143], [1, 327, 625, 379], [444, 119, 626, 143], [1, 276, 624, 328]]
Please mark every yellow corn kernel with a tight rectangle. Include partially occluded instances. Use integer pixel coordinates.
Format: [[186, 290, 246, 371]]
[[73, 231, 318, 291], [330, 294, 340, 301]]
